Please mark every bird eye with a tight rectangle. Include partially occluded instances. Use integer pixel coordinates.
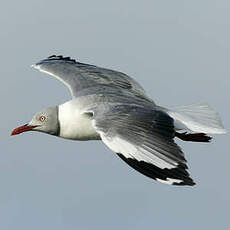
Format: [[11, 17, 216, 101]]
[[39, 116, 46, 122]]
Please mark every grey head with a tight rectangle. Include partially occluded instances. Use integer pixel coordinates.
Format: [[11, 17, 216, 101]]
[[11, 106, 60, 136]]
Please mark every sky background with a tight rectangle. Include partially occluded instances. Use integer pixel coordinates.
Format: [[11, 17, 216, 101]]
[[1, 0, 229, 229]]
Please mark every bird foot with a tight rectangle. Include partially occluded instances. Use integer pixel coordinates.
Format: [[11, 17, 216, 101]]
[[175, 132, 212, 142]]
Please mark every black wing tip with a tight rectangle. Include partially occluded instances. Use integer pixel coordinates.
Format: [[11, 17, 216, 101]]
[[157, 177, 195, 186], [46, 55, 77, 63], [35, 55, 96, 69], [172, 178, 196, 186], [117, 153, 196, 186]]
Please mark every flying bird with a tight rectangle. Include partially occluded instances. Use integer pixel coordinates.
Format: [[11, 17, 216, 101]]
[[11, 55, 226, 186]]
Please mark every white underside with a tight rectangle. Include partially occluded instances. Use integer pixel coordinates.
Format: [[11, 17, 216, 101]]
[[58, 101, 100, 140]]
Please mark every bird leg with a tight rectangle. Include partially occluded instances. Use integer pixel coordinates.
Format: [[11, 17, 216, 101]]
[[175, 132, 212, 142]]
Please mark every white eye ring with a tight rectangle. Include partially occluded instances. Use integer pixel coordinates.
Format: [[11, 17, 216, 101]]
[[39, 116, 46, 122]]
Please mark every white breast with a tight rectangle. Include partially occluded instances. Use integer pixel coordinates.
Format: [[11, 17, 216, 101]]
[[58, 101, 100, 140]]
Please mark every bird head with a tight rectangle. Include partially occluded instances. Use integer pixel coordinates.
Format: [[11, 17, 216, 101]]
[[11, 106, 60, 136]]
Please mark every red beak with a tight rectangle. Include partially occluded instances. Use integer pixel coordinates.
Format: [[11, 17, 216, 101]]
[[11, 124, 38, 136]]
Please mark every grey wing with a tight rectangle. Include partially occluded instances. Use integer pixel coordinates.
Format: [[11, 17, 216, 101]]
[[91, 104, 195, 186], [32, 55, 151, 100]]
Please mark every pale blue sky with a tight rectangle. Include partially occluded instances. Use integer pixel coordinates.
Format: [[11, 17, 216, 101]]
[[1, 0, 229, 229]]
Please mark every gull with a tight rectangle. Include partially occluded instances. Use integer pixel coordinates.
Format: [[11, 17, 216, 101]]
[[11, 55, 226, 186]]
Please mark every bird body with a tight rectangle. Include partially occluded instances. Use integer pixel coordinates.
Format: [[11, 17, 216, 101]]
[[58, 100, 100, 140], [11, 55, 226, 186]]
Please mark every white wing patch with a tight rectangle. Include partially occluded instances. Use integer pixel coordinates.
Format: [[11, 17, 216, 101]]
[[100, 134, 177, 169], [156, 178, 183, 185]]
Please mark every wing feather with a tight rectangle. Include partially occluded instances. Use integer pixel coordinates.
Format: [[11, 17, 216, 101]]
[[92, 104, 195, 186], [32, 55, 151, 100]]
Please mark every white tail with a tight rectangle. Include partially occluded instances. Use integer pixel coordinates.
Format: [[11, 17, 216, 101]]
[[167, 103, 226, 134]]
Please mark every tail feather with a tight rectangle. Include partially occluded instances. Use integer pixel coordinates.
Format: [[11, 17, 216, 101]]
[[167, 103, 226, 134]]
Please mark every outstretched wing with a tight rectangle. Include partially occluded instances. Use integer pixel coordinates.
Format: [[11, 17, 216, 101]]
[[32, 55, 151, 99], [91, 104, 195, 186]]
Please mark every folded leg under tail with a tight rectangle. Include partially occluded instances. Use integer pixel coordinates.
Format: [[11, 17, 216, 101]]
[[175, 132, 212, 142]]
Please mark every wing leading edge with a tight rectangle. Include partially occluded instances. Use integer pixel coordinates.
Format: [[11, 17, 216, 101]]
[[32, 55, 150, 100]]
